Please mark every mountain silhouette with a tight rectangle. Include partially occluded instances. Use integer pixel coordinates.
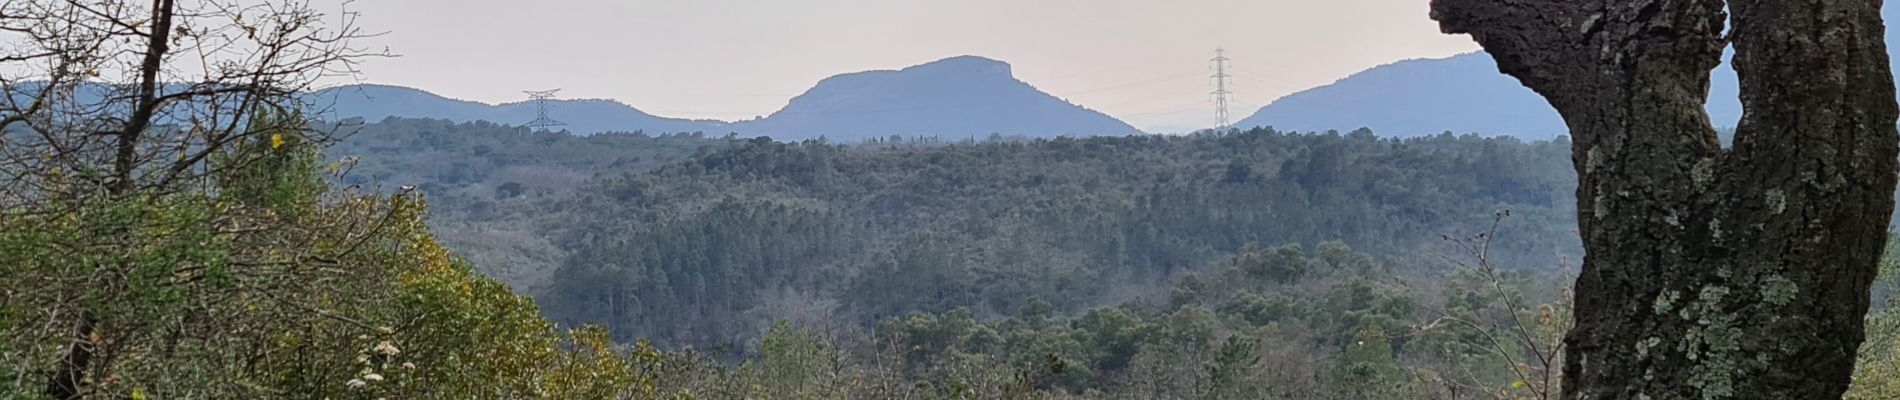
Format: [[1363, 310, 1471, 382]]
[[306, 84, 728, 135], [732, 56, 1142, 140], [309, 56, 1141, 140]]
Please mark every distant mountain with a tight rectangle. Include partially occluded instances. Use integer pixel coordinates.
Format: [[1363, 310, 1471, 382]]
[[308, 57, 1142, 139], [1237, 5, 1900, 139], [732, 56, 1143, 140], [306, 84, 730, 135], [1232, 53, 1566, 138]]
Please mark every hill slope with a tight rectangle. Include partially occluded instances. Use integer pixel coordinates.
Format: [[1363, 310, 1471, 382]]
[[308, 84, 731, 135], [1236, 5, 1900, 138], [1232, 53, 1567, 138], [324, 118, 729, 293]]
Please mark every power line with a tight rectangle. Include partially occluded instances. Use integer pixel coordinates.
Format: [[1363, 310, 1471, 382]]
[[1061, 70, 1207, 96], [522, 89, 566, 130], [1227, 66, 1310, 91], [1210, 48, 1232, 130], [1122, 103, 1212, 118], [1091, 86, 1215, 110]]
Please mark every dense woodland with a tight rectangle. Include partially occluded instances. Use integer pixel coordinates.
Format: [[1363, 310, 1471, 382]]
[[334, 118, 1584, 342], [299, 118, 1900, 399], [540, 126, 1586, 347], [324, 118, 727, 292]]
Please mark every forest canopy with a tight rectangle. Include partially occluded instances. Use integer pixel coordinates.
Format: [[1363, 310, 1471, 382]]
[[318, 119, 1900, 399]]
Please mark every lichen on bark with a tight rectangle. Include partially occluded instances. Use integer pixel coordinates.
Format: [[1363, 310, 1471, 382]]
[[1430, 0, 1900, 398]]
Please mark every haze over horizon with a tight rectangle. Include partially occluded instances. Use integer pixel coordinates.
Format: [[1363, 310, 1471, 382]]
[[328, 0, 1475, 133]]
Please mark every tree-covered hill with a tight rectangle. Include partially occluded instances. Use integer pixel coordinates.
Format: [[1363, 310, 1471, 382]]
[[308, 120, 1900, 398], [525, 128, 1585, 348], [324, 118, 730, 292]]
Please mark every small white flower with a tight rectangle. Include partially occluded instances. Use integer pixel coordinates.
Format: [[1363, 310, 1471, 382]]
[[401, 362, 416, 370], [363, 373, 384, 382], [345, 379, 366, 389], [373, 341, 401, 356]]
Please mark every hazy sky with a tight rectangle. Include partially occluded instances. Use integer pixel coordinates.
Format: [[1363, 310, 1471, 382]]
[[332, 0, 1477, 133]]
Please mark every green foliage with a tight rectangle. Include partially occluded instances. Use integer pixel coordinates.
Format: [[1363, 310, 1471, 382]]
[[758, 321, 848, 399], [1237, 244, 1311, 284], [1072, 307, 1145, 374], [218, 111, 329, 216], [549, 200, 850, 344], [1849, 237, 1900, 399], [627, 240, 1562, 400], [0, 117, 689, 399], [327, 118, 723, 205], [1311, 279, 1417, 346], [323, 118, 728, 296], [1201, 336, 1261, 400], [1326, 328, 1412, 400]]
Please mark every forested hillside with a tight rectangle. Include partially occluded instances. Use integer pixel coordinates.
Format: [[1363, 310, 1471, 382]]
[[311, 120, 1900, 398], [324, 118, 729, 292], [322, 120, 1586, 345], [312, 122, 1599, 397], [500, 128, 1588, 347]]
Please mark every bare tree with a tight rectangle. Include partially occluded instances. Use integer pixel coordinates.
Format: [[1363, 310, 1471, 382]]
[[1422, 211, 1572, 400], [1430, 0, 1898, 398], [0, 1, 376, 398], [0, 0, 375, 207]]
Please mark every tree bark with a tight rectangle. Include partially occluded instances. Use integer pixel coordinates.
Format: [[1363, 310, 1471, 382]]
[[1431, 0, 1898, 398]]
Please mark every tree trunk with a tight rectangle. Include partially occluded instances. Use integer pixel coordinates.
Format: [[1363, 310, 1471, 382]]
[[1430, 0, 1898, 398], [112, 0, 175, 195], [47, 0, 178, 397]]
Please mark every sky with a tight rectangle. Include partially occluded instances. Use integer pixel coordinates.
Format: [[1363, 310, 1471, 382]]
[[327, 0, 1478, 133]]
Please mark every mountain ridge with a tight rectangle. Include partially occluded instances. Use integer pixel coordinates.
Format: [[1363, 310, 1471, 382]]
[[313, 56, 1143, 140], [1231, 53, 1565, 138], [307, 84, 730, 135], [731, 55, 1142, 140]]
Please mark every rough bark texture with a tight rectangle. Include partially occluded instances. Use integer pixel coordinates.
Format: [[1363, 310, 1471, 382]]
[[1431, 0, 1899, 398]]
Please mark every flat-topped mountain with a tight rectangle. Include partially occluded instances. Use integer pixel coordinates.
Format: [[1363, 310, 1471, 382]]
[[732, 56, 1143, 140]]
